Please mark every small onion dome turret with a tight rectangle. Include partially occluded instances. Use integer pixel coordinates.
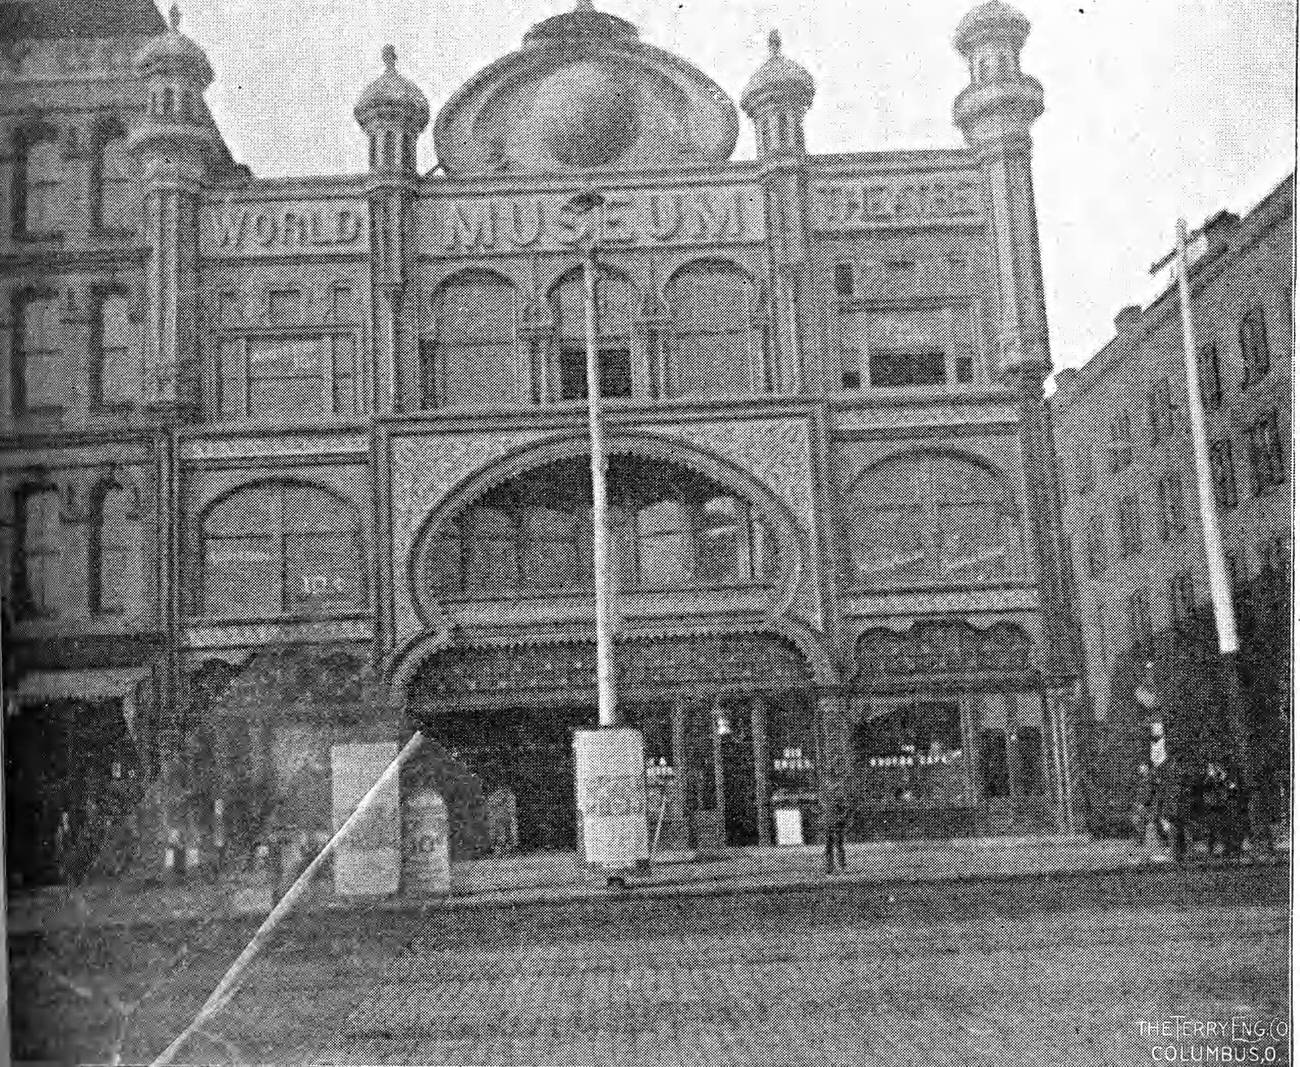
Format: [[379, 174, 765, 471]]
[[953, 0, 1031, 53], [354, 45, 431, 132], [740, 30, 815, 116], [134, 3, 213, 88]]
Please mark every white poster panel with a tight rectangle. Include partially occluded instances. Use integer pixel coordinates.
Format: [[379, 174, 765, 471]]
[[332, 741, 400, 897], [573, 727, 649, 870], [402, 790, 451, 896]]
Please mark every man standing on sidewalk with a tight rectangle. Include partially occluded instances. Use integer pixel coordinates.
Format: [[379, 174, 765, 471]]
[[824, 782, 849, 874]]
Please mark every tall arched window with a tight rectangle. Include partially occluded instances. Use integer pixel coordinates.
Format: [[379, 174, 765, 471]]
[[549, 267, 635, 401], [847, 453, 1019, 587], [92, 292, 138, 408], [13, 126, 61, 237], [94, 120, 134, 232], [200, 482, 365, 619], [89, 482, 134, 615], [431, 272, 520, 409], [666, 262, 760, 398], [13, 291, 63, 412], [16, 487, 61, 616]]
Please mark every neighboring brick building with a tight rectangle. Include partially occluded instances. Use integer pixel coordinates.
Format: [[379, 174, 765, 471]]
[[3, 0, 1082, 883], [1052, 173, 1292, 826]]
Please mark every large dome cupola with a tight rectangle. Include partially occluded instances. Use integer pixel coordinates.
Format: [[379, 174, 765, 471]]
[[433, 0, 738, 175]]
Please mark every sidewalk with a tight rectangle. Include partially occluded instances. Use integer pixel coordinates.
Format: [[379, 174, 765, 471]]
[[7, 834, 1278, 936]]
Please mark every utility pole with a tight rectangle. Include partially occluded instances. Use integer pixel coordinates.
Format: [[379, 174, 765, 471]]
[[564, 191, 648, 880], [1154, 218, 1272, 857]]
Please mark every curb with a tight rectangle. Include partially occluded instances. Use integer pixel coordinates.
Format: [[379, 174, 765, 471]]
[[12, 847, 1283, 937]]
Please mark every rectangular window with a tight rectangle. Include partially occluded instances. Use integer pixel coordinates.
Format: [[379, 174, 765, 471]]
[[1076, 450, 1095, 496], [1108, 411, 1133, 471], [248, 336, 328, 419], [1168, 573, 1195, 628], [870, 348, 946, 388], [841, 369, 862, 390], [93, 292, 137, 407], [834, 262, 855, 298], [1247, 410, 1286, 494], [1128, 587, 1153, 654], [1084, 513, 1106, 579], [1209, 439, 1238, 509], [97, 131, 134, 232], [1016, 725, 1045, 798], [979, 729, 1010, 799], [1198, 341, 1223, 409], [1117, 495, 1143, 556], [1157, 472, 1186, 540], [268, 290, 302, 325], [1239, 306, 1270, 387], [16, 293, 63, 411], [22, 135, 62, 236]]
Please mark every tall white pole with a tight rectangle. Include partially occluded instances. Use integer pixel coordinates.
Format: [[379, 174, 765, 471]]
[[1172, 218, 1271, 855], [1173, 219, 1239, 654], [584, 243, 619, 729]]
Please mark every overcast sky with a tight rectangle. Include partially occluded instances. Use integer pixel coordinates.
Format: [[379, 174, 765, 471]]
[[179, 0, 1296, 370]]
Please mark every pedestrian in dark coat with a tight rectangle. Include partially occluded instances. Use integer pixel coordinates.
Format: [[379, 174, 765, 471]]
[[824, 784, 849, 874]]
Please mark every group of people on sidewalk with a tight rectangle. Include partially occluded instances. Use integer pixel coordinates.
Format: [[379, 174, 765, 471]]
[[1131, 723, 1257, 862]]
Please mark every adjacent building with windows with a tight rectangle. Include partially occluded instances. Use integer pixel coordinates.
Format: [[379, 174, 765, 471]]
[[1052, 172, 1292, 823], [2, 0, 1081, 882]]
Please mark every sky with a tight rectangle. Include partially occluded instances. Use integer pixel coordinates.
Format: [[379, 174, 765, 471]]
[[178, 0, 1296, 371]]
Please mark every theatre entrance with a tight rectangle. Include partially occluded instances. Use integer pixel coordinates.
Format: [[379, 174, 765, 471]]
[[406, 633, 817, 854]]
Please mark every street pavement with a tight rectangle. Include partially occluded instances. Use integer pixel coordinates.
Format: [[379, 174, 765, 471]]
[[10, 834, 1163, 935], [10, 859, 1290, 1065]]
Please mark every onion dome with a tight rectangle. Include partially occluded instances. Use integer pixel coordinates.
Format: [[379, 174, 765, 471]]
[[134, 3, 213, 87], [740, 30, 815, 116], [953, 0, 1031, 52], [354, 45, 431, 132]]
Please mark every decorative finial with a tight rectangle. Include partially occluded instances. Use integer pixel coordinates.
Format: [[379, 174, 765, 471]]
[[768, 28, 782, 56], [168, 2, 181, 31], [575, 0, 596, 11], [381, 44, 397, 72]]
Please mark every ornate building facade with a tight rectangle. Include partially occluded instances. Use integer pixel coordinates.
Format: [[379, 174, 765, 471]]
[[2, 0, 1080, 880], [1053, 174, 1292, 826]]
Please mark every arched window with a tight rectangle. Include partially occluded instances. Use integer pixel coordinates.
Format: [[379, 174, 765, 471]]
[[432, 272, 520, 408], [1239, 304, 1271, 387], [200, 482, 365, 619], [13, 126, 61, 237], [423, 457, 776, 599], [94, 120, 134, 232], [848, 453, 1019, 587], [13, 291, 63, 412], [521, 506, 583, 591], [89, 482, 134, 615], [696, 495, 764, 584], [635, 499, 693, 589], [16, 487, 61, 616], [463, 506, 518, 592], [666, 262, 760, 398], [92, 292, 138, 407], [549, 267, 635, 401]]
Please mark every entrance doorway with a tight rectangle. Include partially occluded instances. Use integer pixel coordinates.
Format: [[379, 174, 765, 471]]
[[5, 699, 140, 887], [431, 704, 596, 852]]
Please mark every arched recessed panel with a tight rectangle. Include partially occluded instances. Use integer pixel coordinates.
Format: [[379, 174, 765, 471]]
[[665, 261, 762, 398], [430, 270, 520, 409]]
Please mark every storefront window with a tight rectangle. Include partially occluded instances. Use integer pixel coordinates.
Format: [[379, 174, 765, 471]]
[[853, 700, 968, 806]]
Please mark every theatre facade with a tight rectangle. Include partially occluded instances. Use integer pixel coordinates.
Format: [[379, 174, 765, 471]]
[[1, 0, 1082, 876]]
